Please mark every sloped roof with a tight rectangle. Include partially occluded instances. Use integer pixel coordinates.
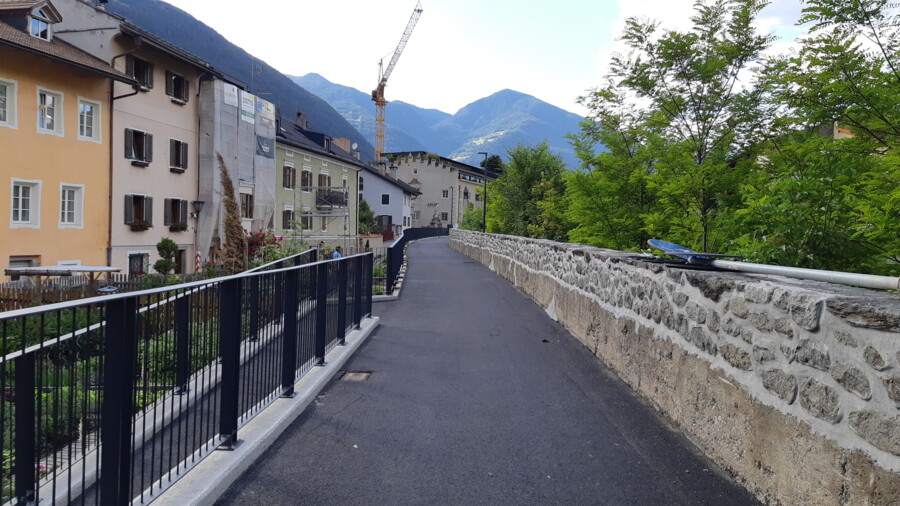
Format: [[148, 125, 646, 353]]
[[0, 21, 133, 83], [0, 0, 42, 10]]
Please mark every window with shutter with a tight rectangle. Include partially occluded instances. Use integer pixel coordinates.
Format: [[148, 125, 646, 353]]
[[126, 129, 153, 165], [164, 198, 173, 225], [165, 71, 189, 102], [169, 139, 188, 172]]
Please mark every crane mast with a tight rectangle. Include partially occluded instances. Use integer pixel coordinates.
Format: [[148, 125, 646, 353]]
[[372, 1, 423, 161]]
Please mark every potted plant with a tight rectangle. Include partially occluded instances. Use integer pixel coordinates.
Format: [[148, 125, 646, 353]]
[[169, 222, 188, 232], [129, 220, 153, 231]]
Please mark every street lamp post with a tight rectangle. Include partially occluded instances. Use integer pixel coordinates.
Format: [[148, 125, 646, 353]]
[[478, 151, 488, 232]]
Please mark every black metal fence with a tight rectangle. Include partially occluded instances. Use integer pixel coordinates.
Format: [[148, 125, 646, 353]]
[[385, 228, 450, 293], [0, 253, 373, 505]]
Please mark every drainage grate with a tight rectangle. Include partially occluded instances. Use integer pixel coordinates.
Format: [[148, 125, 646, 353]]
[[341, 371, 372, 381]]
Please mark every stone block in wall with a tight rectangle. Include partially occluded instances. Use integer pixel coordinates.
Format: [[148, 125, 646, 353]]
[[729, 296, 750, 319], [741, 327, 755, 344], [723, 317, 740, 337], [773, 318, 794, 339], [772, 288, 790, 312], [848, 411, 900, 456], [688, 326, 717, 356], [708, 311, 720, 332], [790, 294, 823, 331], [884, 375, 900, 405], [673, 292, 689, 308], [753, 346, 776, 365], [683, 271, 735, 302], [749, 312, 773, 332], [686, 301, 707, 324], [864, 346, 889, 371], [833, 330, 858, 348], [761, 369, 797, 403], [793, 339, 831, 371], [745, 284, 774, 304], [831, 363, 872, 400], [800, 379, 842, 423], [827, 297, 900, 332], [722, 344, 752, 371]]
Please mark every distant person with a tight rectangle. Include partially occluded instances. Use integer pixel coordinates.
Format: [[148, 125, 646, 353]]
[[332, 246, 343, 259]]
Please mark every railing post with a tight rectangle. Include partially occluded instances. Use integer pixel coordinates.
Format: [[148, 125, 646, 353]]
[[175, 294, 191, 394], [218, 277, 242, 448], [386, 247, 395, 294], [281, 269, 300, 396], [100, 296, 138, 506], [315, 262, 328, 366], [14, 353, 36, 503], [353, 255, 363, 329], [337, 259, 348, 345]]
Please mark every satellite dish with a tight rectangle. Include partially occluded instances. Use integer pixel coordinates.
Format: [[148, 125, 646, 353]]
[[351, 142, 358, 151]]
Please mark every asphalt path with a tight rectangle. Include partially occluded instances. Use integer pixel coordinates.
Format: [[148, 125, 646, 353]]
[[216, 237, 759, 505]]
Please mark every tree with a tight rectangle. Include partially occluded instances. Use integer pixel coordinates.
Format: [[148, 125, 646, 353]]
[[152, 238, 178, 275], [479, 154, 505, 175], [486, 142, 568, 239], [574, 0, 773, 252], [756, 0, 900, 272], [459, 203, 484, 231], [358, 200, 380, 235]]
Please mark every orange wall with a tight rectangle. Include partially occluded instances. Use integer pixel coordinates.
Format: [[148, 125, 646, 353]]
[[0, 46, 112, 268]]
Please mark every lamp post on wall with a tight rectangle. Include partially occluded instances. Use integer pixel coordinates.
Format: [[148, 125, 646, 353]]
[[478, 151, 489, 232]]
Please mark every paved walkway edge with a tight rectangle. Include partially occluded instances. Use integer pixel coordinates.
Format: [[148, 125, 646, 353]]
[[154, 316, 381, 506]]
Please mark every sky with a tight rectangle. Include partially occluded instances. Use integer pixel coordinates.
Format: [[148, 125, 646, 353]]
[[163, 0, 809, 117]]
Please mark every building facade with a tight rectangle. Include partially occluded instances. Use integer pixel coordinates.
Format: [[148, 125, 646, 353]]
[[359, 164, 418, 241], [0, 0, 133, 271]]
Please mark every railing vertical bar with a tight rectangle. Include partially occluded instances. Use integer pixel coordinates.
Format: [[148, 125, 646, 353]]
[[281, 269, 300, 396], [315, 263, 328, 366], [337, 260, 348, 345], [365, 254, 373, 317], [354, 256, 363, 328]]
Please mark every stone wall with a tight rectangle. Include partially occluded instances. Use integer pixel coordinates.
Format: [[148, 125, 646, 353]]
[[450, 230, 900, 505]]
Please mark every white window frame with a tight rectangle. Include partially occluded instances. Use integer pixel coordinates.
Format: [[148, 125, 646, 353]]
[[10, 178, 41, 229], [36, 87, 63, 137], [301, 166, 312, 192], [381, 193, 390, 206], [286, 150, 294, 158], [77, 97, 101, 143], [442, 189, 449, 199], [30, 10, 51, 40], [126, 250, 151, 276], [57, 259, 82, 267], [58, 182, 84, 229], [0, 78, 18, 129]]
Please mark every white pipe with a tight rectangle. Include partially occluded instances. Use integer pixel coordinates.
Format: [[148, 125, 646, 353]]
[[710, 260, 900, 291]]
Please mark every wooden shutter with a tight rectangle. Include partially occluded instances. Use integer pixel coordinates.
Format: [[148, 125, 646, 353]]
[[145, 134, 153, 162], [146, 62, 154, 89], [125, 55, 134, 78], [164, 198, 172, 225], [181, 142, 188, 169], [165, 71, 174, 97], [144, 196, 153, 224], [180, 200, 188, 224], [283, 167, 289, 188], [183, 78, 190, 102], [124, 194, 134, 224], [169, 139, 176, 167], [124, 129, 134, 159]]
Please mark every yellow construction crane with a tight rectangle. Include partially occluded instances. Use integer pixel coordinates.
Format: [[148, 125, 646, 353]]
[[372, 1, 423, 162]]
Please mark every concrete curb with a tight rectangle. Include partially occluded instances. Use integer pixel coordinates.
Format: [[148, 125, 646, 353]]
[[153, 316, 381, 506]]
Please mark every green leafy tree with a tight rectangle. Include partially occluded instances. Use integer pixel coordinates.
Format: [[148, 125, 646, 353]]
[[459, 203, 484, 231], [755, 0, 900, 272], [153, 237, 178, 275], [479, 154, 505, 175], [486, 142, 567, 239], [358, 199, 380, 235], [575, 0, 773, 252]]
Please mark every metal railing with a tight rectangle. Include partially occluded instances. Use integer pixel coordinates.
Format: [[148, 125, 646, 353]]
[[315, 190, 347, 208], [385, 227, 450, 294], [0, 253, 373, 505]]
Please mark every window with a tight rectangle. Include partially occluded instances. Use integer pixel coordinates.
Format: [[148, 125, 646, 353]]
[[475, 193, 482, 202], [30, 10, 51, 40], [300, 210, 312, 231], [442, 189, 449, 199], [441, 212, 449, 221], [463, 188, 470, 200], [240, 192, 253, 219], [0, 78, 17, 128], [11, 179, 41, 228], [413, 210, 420, 220], [37, 88, 63, 136], [126, 56, 154, 90], [283, 164, 296, 189], [169, 139, 188, 173], [163, 198, 188, 226], [286, 150, 294, 158], [128, 252, 149, 276], [77, 99, 100, 142], [318, 173, 331, 188], [381, 194, 390, 206], [359, 176, 364, 191], [125, 128, 153, 165], [124, 194, 152, 225], [301, 168, 312, 191], [282, 206, 294, 229], [59, 183, 84, 228], [165, 71, 189, 102]]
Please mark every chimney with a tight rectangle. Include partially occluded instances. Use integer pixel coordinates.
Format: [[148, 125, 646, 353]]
[[296, 111, 308, 130], [332, 138, 351, 152]]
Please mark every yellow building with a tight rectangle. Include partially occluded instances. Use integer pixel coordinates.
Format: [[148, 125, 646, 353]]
[[0, 0, 133, 271]]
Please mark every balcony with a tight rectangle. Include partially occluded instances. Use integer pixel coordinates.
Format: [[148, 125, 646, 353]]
[[316, 189, 348, 208]]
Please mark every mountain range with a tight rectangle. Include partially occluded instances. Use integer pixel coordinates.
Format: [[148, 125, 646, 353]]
[[104, 0, 585, 168], [293, 73, 585, 167]]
